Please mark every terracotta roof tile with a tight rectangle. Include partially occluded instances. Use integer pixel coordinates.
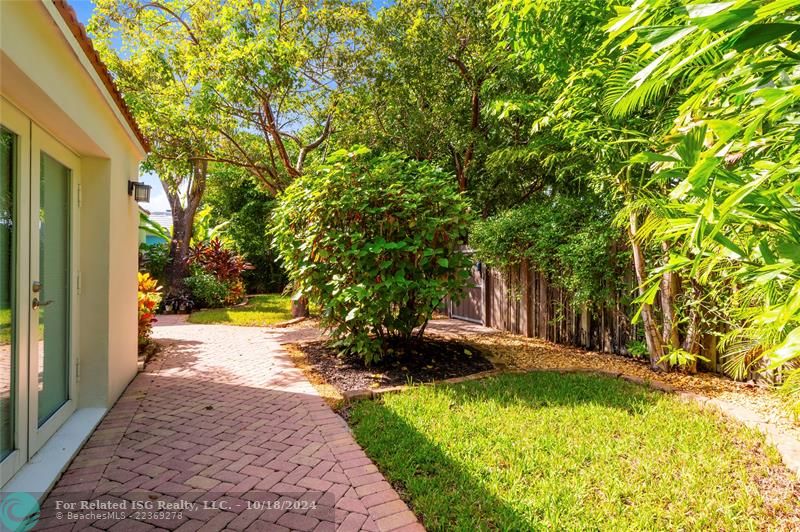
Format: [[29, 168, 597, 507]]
[[51, 0, 150, 151]]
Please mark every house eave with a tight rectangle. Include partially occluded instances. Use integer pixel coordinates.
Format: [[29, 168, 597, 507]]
[[43, 0, 149, 157]]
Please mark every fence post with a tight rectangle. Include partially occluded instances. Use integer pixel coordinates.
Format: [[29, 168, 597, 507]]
[[483, 265, 491, 327]]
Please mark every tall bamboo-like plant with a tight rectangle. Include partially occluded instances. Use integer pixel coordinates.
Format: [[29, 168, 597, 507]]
[[604, 0, 800, 400], [493, 0, 685, 370]]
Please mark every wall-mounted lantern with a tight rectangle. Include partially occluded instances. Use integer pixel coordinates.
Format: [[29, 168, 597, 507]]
[[128, 180, 151, 203]]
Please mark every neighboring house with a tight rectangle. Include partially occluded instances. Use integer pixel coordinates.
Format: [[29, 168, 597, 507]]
[[0, 0, 148, 496], [149, 210, 174, 236], [145, 210, 173, 246], [138, 205, 151, 245], [138, 207, 172, 246]]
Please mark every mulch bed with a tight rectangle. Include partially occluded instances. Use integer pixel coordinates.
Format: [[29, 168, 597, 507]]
[[294, 338, 494, 392]]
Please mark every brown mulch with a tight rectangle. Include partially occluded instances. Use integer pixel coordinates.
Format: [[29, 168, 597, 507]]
[[290, 338, 493, 394]]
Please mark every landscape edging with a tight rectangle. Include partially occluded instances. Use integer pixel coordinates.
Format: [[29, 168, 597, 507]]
[[271, 316, 308, 328]]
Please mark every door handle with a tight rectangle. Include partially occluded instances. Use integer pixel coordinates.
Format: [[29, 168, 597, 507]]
[[32, 298, 54, 310]]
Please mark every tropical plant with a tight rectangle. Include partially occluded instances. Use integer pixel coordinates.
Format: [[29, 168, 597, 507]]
[[187, 238, 252, 283], [139, 211, 171, 242], [490, 0, 679, 370], [184, 270, 230, 309], [271, 147, 473, 363], [139, 242, 170, 284], [185, 237, 251, 306], [600, 0, 800, 401], [137, 272, 162, 345], [191, 206, 229, 246]]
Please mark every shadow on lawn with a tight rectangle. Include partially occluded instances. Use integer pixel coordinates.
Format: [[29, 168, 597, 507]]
[[348, 372, 670, 531], [442, 371, 662, 416], [349, 403, 532, 531]]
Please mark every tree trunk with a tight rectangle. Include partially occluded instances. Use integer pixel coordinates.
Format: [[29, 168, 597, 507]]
[[163, 207, 192, 296], [454, 88, 479, 193], [659, 241, 681, 350], [682, 279, 703, 373], [162, 160, 207, 297], [445, 54, 483, 193], [291, 296, 309, 318], [629, 210, 666, 370]]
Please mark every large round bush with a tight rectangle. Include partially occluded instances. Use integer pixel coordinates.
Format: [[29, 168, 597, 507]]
[[272, 147, 472, 363]]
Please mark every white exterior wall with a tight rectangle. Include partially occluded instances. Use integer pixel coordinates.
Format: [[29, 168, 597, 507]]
[[0, 0, 145, 413]]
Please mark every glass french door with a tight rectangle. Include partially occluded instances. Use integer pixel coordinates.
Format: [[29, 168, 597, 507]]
[[28, 124, 77, 454], [0, 99, 78, 486]]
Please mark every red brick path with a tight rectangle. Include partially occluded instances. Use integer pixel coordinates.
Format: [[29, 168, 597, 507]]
[[38, 319, 422, 532]]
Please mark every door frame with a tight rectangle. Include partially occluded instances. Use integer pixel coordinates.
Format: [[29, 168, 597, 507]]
[[0, 99, 30, 486], [27, 123, 80, 455]]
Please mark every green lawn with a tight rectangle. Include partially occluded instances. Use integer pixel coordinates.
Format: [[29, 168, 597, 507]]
[[0, 308, 9, 345], [187, 294, 292, 326], [349, 372, 797, 531]]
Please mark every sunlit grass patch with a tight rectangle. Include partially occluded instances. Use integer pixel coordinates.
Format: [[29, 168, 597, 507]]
[[349, 371, 798, 531], [187, 294, 292, 326]]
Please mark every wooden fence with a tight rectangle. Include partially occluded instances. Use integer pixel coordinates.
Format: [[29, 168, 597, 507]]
[[449, 259, 730, 374], [450, 260, 638, 355]]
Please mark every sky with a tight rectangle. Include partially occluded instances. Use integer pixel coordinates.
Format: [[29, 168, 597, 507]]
[[72, 0, 171, 211]]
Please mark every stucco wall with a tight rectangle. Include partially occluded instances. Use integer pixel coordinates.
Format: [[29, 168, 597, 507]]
[[0, 1, 145, 409]]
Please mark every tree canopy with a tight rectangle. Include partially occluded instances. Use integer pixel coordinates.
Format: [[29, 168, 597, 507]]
[[104, 0, 800, 405]]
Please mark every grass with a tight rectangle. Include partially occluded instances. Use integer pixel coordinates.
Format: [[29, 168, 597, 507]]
[[0, 308, 9, 345], [187, 294, 292, 326], [349, 372, 797, 531]]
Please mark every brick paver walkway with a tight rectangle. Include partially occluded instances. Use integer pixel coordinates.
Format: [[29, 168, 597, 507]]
[[39, 319, 422, 532]]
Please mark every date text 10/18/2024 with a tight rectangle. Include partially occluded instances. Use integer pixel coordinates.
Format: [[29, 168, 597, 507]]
[[53, 497, 317, 517]]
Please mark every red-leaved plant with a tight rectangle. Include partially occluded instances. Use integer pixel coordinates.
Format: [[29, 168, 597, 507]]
[[187, 238, 252, 281], [187, 238, 252, 305]]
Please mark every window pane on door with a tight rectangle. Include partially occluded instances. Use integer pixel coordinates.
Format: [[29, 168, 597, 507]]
[[37, 153, 70, 426], [0, 128, 16, 460]]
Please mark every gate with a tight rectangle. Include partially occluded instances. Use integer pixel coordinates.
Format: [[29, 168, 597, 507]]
[[450, 255, 484, 324]]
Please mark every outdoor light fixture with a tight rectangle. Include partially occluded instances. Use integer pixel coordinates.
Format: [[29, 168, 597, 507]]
[[128, 180, 151, 203]]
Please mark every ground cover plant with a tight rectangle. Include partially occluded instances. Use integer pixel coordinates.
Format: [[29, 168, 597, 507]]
[[349, 372, 799, 530], [187, 294, 292, 326]]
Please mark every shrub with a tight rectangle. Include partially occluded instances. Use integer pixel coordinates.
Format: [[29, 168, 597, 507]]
[[184, 270, 230, 308], [138, 272, 162, 345], [470, 195, 626, 307], [225, 278, 247, 306], [186, 237, 251, 306], [272, 147, 472, 363], [626, 339, 648, 359], [139, 242, 170, 283]]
